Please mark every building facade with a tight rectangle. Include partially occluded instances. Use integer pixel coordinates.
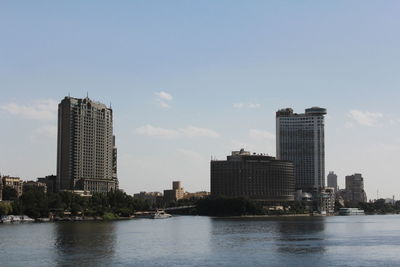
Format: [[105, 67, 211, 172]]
[[276, 107, 327, 193], [23, 181, 47, 194], [345, 173, 367, 204], [2, 176, 23, 197], [57, 96, 118, 193], [211, 149, 295, 202], [37, 175, 57, 194], [163, 181, 185, 204], [317, 187, 335, 215], [327, 171, 338, 192]]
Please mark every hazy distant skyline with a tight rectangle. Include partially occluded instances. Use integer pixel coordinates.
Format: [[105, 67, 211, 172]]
[[1, 1, 400, 198]]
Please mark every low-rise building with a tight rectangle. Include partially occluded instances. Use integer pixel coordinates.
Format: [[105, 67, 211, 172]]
[[2, 176, 23, 197], [318, 187, 335, 215], [134, 191, 163, 207], [184, 191, 210, 200], [23, 181, 48, 194], [164, 181, 185, 204], [37, 175, 57, 194]]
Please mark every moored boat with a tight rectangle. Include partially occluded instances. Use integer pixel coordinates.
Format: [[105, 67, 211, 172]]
[[20, 215, 35, 222], [339, 208, 365, 216], [0, 216, 12, 223], [151, 210, 172, 219], [134, 210, 172, 219]]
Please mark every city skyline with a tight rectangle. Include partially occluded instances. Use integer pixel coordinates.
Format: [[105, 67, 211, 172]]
[[1, 1, 400, 198]]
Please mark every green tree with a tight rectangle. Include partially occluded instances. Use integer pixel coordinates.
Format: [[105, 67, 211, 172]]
[[2, 186, 18, 201], [0, 202, 13, 215]]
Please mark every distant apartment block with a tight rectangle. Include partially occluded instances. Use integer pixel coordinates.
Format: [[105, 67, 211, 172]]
[[164, 181, 185, 204], [211, 149, 295, 202], [318, 187, 335, 215], [57, 96, 118, 193], [345, 173, 367, 204], [276, 107, 327, 193], [2, 176, 23, 197], [37, 175, 57, 194], [184, 191, 210, 200], [327, 171, 338, 192], [23, 181, 47, 194]]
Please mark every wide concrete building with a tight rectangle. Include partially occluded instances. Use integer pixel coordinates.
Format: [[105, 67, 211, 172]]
[[276, 107, 327, 193], [57, 96, 118, 193], [345, 173, 367, 204], [211, 149, 295, 202]]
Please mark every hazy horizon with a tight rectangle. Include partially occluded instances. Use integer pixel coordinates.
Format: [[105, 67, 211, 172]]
[[1, 1, 400, 199]]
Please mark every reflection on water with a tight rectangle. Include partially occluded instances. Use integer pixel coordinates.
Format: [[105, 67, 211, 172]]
[[2, 216, 400, 266], [54, 222, 116, 266], [275, 217, 326, 254], [210, 216, 326, 257]]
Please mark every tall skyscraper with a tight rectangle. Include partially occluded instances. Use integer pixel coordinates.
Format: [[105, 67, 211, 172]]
[[345, 173, 367, 204], [327, 171, 338, 192], [57, 96, 118, 193], [276, 107, 327, 193]]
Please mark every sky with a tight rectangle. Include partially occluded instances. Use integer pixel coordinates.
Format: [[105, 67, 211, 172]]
[[1, 1, 400, 199]]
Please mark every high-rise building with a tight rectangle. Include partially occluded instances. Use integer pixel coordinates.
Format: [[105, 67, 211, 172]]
[[345, 173, 367, 204], [57, 96, 118, 193], [276, 107, 327, 193], [211, 149, 295, 202], [327, 171, 338, 192]]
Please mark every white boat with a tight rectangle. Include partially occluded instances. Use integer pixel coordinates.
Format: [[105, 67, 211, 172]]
[[20, 215, 35, 222], [151, 210, 172, 219], [339, 208, 365, 216], [0, 216, 12, 223], [134, 210, 172, 219], [10, 215, 21, 223]]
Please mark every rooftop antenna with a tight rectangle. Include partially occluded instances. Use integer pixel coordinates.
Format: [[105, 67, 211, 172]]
[[86, 91, 89, 99], [110, 101, 112, 109]]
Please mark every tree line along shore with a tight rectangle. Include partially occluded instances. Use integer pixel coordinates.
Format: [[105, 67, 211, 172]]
[[1, 186, 400, 220]]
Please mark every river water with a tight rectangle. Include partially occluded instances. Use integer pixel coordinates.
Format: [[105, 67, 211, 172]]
[[1, 215, 400, 266]]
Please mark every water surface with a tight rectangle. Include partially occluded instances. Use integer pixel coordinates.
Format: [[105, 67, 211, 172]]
[[1, 215, 400, 266]]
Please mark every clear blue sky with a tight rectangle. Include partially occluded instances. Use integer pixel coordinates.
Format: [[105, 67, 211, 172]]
[[1, 1, 400, 199]]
